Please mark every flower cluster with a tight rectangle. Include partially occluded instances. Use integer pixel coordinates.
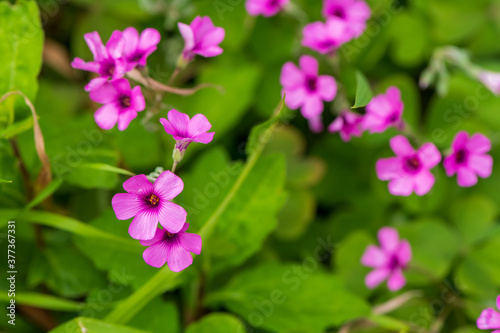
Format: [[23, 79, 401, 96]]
[[72, 28, 160, 130], [477, 295, 500, 332], [112, 109, 214, 271]]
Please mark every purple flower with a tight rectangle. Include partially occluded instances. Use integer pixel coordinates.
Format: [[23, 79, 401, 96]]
[[71, 31, 127, 91], [160, 109, 215, 153], [443, 131, 493, 187], [477, 71, 500, 95], [122, 27, 161, 71], [376, 135, 442, 196], [178, 16, 225, 62], [280, 55, 337, 132], [140, 224, 201, 271], [89, 78, 145, 131], [361, 227, 412, 291], [477, 295, 500, 332], [302, 18, 350, 54], [245, 0, 289, 17], [328, 109, 364, 141], [112, 171, 187, 240], [362, 86, 404, 133], [322, 0, 371, 38]]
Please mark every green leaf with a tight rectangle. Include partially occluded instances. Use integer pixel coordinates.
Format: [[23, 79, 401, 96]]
[[275, 190, 315, 240], [352, 71, 373, 108], [205, 263, 370, 332], [25, 178, 63, 210], [185, 313, 246, 333], [0, 0, 43, 126], [0, 115, 34, 138], [79, 163, 135, 176], [0, 292, 83, 312], [450, 195, 497, 246], [0, 178, 12, 183], [49, 317, 151, 333], [366, 314, 411, 332]]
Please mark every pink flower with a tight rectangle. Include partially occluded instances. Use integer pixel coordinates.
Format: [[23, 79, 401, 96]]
[[245, 0, 289, 17], [122, 27, 161, 71], [376, 135, 442, 196], [280, 55, 337, 132], [361, 227, 412, 291], [71, 31, 127, 91], [160, 109, 215, 153], [477, 71, 500, 95], [362, 86, 404, 133], [443, 131, 493, 187], [112, 171, 187, 240], [89, 78, 145, 131], [178, 16, 225, 62], [140, 224, 201, 271], [328, 109, 364, 141], [477, 295, 500, 332], [322, 0, 371, 38], [302, 18, 350, 54]]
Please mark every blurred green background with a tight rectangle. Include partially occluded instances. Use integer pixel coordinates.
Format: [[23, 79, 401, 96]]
[[1, 0, 500, 332]]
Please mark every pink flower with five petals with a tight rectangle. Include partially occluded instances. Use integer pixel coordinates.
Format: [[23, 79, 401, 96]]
[[280, 55, 337, 132], [178, 16, 225, 62], [443, 131, 493, 187], [121, 27, 161, 71], [140, 224, 201, 271], [328, 109, 364, 141], [112, 171, 187, 240], [302, 18, 350, 55], [376, 135, 442, 196], [361, 227, 412, 291], [363, 86, 404, 133]]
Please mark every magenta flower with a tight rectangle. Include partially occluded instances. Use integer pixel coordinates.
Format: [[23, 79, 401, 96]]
[[477, 71, 500, 95], [376, 135, 442, 196], [71, 31, 126, 91], [280, 55, 337, 132], [89, 78, 145, 131], [477, 295, 500, 332], [122, 27, 161, 71], [160, 109, 215, 152], [246, 0, 289, 17], [443, 131, 493, 187], [362, 86, 404, 133], [140, 224, 201, 271], [302, 18, 350, 54], [112, 171, 187, 240], [328, 109, 364, 141], [361, 227, 412, 291], [178, 16, 225, 62], [322, 0, 371, 38]]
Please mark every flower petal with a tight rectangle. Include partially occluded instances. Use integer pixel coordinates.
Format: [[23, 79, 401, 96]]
[[158, 202, 187, 234], [159, 118, 178, 137], [117, 110, 138, 131], [467, 133, 491, 154], [376, 157, 401, 181], [418, 143, 441, 168], [89, 82, 118, 104], [284, 87, 307, 109], [138, 28, 161, 51], [71, 58, 100, 73], [361, 245, 387, 268], [178, 232, 202, 255], [111, 193, 142, 220], [387, 268, 406, 291], [390, 135, 415, 157], [397, 240, 412, 267], [140, 227, 166, 246], [377, 227, 400, 253], [83, 31, 105, 61], [130, 86, 145, 111], [280, 62, 304, 88], [106, 30, 125, 59], [167, 109, 190, 137], [195, 45, 223, 57], [477, 308, 500, 330], [299, 55, 318, 77], [365, 268, 390, 289], [388, 177, 414, 196], [143, 240, 169, 268], [167, 238, 193, 272], [192, 132, 215, 144], [468, 154, 493, 178], [187, 114, 212, 137], [413, 170, 435, 196], [122, 27, 139, 57], [123, 174, 153, 195], [199, 27, 225, 48], [154, 171, 184, 200], [452, 131, 469, 151], [178, 22, 195, 51], [129, 211, 157, 240], [457, 167, 478, 187], [317, 75, 337, 101], [301, 96, 323, 119], [94, 103, 119, 130]]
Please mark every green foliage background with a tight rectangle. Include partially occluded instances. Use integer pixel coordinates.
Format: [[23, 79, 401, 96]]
[[1, 0, 500, 332]]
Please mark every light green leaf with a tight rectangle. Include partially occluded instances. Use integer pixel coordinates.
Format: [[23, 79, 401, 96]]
[[0, 115, 34, 138], [0, 292, 83, 312], [25, 178, 63, 210], [185, 313, 246, 333], [0, 0, 43, 126], [0, 178, 12, 183], [205, 263, 370, 332], [79, 163, 135, 176], [49, 317, 151, 333], [352, 71, 373, 108]]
